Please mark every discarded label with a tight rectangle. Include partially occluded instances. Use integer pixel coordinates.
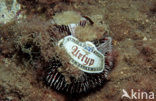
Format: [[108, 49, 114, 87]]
[[58, 36, 105, 73]]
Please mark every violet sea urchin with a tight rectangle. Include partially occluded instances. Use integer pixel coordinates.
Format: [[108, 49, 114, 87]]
[[44, 16, 114, 97]]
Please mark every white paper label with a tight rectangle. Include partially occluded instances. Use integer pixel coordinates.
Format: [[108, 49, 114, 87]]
[[58, 36, 105, 73]]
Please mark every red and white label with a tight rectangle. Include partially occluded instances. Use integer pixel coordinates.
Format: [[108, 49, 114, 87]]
[[58, 36, 105, 73]]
